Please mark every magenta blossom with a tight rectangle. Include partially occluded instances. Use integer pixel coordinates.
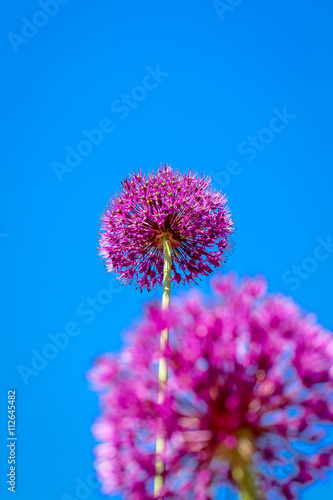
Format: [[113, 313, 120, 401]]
[[88, 274, 333, 499], [98, 164, 234, 291]]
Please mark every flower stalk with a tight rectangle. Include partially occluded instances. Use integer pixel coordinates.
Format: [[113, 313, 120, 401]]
[[154, 234, 172, 498], [232, 465, 257, 500]]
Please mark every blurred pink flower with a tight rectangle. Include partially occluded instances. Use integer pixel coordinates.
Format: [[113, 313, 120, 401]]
[[88, 274, 333, 499], [98, 164, 234, 291]]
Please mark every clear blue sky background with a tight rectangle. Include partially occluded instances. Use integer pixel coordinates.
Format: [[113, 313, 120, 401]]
[[1, 1, 333, 499]]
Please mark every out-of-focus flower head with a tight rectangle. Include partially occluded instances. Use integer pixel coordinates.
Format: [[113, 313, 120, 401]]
[[98, 164, 234, 291], [88, 274, 333, 499]]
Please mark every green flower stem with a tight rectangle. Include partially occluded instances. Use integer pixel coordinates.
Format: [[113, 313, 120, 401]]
[[232, 465, 257, 500], [154, 234, 172, 498]]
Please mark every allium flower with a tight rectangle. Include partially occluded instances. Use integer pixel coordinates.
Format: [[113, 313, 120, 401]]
[[88, 274, 333, 500], [98, 164, 234, 291]]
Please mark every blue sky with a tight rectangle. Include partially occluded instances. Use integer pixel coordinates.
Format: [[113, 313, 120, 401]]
[[1, 1, 333, 499]]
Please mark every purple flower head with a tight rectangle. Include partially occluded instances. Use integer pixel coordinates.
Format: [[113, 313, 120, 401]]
[[98, 164, 234, 291], [88, 274, 333, 499]]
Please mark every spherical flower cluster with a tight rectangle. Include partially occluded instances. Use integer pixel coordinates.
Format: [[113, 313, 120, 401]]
[[98, 164, 234, 291], [88, 274, 333, 500]]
